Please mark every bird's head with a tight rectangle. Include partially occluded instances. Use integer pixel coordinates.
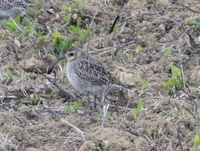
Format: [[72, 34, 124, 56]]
[[65, 47, 86, 62], [57, 46, 87, 62]]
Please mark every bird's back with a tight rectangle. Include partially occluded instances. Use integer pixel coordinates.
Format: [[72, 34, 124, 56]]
[[0, 0, 27, 18], [72, 53, 118, 86], [66, 47, 134, 96]]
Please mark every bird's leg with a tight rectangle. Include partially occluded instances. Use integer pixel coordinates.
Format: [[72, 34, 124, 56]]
[[98, 87, 108, 115], [100, 86, 114, 126], [98, 95, 103, 115], [85, 92, 90, 114], [100, 94, 105, 108], [99, 87, 108, 115], [100, 86, 113, 107], [93, 95, 97, 111]]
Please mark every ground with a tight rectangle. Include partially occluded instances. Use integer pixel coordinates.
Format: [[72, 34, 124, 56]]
[[0, 0, 200, 151]]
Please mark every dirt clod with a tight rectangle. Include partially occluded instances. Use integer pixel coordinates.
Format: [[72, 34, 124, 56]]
[[0, 0, 200, 150]]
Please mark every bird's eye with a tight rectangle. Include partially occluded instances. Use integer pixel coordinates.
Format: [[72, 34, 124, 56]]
[[69, 53, 74, 56]]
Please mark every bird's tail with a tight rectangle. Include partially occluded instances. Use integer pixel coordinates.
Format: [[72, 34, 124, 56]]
[[116, 82, 135, 89]]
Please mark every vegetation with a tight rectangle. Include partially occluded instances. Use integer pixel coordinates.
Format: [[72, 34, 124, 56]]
[[162, 63, 183, 94], [194, 135, 200, 150], [0, 0, 199, 150], [133, 100, 143, 122], [65, 100, 83, 113]]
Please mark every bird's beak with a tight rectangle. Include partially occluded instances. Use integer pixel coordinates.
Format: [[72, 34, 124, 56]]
[[57, 55, 66, 61]]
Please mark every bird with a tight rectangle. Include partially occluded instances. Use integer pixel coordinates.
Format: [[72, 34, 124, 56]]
[[63, 46, 135, 113], [0, 0, 28, 19]]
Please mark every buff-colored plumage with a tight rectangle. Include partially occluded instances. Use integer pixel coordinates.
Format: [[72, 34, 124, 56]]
[[65, 47, 134, 97], [0, 0, 28, 18]]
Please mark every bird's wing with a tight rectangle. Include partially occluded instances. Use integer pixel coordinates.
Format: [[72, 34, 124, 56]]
[[74, 58, 117, 86], [0, 3, 13, 10], [0, 0, 27, 10]]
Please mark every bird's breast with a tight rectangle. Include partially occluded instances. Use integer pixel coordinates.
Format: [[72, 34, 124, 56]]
[[66, 62, 119, 96], [66, 62, 88, 94]]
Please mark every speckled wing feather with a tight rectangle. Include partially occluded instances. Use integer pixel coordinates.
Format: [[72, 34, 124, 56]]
[[0, 0, 27, 10], [73, 56, 117, 86], [0, 0, 28, 10], [0, 2, 13, 10]]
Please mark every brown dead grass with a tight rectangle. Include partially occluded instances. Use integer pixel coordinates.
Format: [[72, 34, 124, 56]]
[[0, 0, 199, 151]]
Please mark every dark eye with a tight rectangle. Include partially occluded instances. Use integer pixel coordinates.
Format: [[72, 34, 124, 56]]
[[69, 53, 74, 56]]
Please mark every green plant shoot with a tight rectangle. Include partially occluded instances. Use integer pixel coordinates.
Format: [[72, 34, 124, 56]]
[[133, 100, 143, 122]]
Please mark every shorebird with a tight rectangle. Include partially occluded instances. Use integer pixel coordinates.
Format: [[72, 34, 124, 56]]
[[0, 0, 28, 18], [62, 46, 135, 112]]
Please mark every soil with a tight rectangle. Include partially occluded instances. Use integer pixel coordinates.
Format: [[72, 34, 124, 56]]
[[0, 0, 200, 151]]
